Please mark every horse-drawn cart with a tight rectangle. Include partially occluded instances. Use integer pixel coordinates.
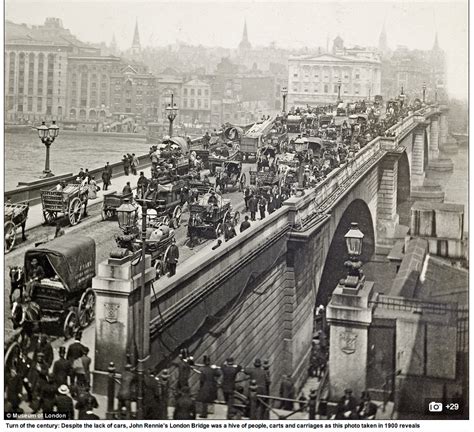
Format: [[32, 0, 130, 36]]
[[216, 160, 246, 192], [187, 191, 239, 244], [102, 191, 133, 220], [10, 235, 96, 339], [41, 183, 88, 226], [4, 201, 29, 253]]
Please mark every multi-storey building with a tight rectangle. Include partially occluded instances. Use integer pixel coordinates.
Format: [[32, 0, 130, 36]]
[[287, 50, 381, 107], [66, 55, 122, 122], [181, 79, 212, 126], [5, 18, 98, 122]]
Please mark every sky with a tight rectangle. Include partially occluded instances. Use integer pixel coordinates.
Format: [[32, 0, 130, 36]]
[[4, 0, 468, 99]]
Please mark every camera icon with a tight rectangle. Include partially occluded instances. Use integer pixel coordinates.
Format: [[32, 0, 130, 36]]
[[429, 401, 443, 412]]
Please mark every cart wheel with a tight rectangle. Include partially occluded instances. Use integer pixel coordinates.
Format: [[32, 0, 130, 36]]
[[4, 342, 21, 372], [215, 223, 224, 238], [63, 310, 78, 340], [161, 245, 171, 276], [172, 206, 182, 228], [78, 289, 96, 328], [68, 197, 83, 226], [101, 209, 114, 221], [162, 215, 170, 227], [233, 211, 240, 226], [4, 221, 16, 253], [154, 259, 164, 279], [43, 211, 57, 225]]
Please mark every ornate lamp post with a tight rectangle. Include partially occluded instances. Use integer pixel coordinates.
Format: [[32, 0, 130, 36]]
[[422, 82, 427, 104], [166, 93, 179, 137], [281, 87, 288, 114], [116, 198, 148, 419], [341, 222, 365, 290], [337, 79, 342, 103], [36, 120, 59, 177]]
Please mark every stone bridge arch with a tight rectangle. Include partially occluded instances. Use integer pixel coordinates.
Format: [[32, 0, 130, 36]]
[[315, 199, 375, 307]]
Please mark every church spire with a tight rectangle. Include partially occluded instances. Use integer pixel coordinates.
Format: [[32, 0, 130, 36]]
[[378, 20, 388, 55], [238, 19, 251, 51], [433, 31, 440, 51], [131, 19, 141, 54]]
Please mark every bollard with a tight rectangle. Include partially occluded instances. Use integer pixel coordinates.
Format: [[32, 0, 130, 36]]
[[107, 362, 116, 419], [159, 369, 170, 420], [249, 380, 258, 420], [262, 360, 271, 419], [308, 389, 317, 420]]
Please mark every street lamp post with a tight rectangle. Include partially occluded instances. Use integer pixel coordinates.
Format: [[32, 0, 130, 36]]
[[116, 199, 148, 419], [281, 87, 288, 114], [166, 93, 179, 137], [422, 82, 427, 104], [337, 79, 342, 103], [341, 222, 365, 290], [36, 120, 60, 177]]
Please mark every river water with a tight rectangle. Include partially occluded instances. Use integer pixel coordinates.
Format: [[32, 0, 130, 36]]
[[4, 130, 150, 190]]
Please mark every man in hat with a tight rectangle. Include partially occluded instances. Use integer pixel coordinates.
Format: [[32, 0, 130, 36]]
[[122, 182, 133, 195], [29, 258, 45, 289], [244, 358, 270, 419], [248, 194, 258, 221], [357, 391, 378, 420], [174, 350, 194, 392], [220, 357, 242, 413], [196, 356, 220, 418], [75, 385, 99, 418], [279, 374, 295, 410], [166, 238, 179, 277], [102, 163, 112, 191], [35, 334, 54, 370], [118, 363, 137, 412], [52, 346, 72, 387], [335, 389, 358, 419], [207, 190, 218, 206], [173, 386, 196, 419], [55, 385, 74, 419], [39, 373, 59, 414], [66, 332, 86, 386], [240, 215, 251, 233], [137, 172, 149, 199]]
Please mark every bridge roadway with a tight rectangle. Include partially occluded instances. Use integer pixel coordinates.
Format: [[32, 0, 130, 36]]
[[3, 165, 253, 339]]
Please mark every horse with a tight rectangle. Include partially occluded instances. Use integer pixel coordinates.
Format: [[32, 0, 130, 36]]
[[9, 266, 25, 304]]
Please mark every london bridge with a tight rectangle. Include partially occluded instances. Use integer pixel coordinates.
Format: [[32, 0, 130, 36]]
[[3, 0, 468, 424]]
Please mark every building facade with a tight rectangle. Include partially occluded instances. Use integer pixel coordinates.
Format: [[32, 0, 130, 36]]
[[181, 79, 211, 127], [287, 52, 381, 107]]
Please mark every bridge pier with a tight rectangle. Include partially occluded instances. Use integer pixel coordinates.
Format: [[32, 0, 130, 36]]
[[377, 153, 400, 242], [410, 126, 427, 187], [92, 254, 156, 395], [428, 115, 440, 161]]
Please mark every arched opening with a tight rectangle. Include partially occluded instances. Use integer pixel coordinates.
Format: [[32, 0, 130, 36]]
[[69, 108, 76, 119], [89, 109, 97, 119], [99, 110, 106, 119], [79, 109, 86, 120], [315, 199, 375, 307]]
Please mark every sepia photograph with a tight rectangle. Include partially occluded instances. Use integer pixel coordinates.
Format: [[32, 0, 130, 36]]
[[2, 0, 469, 426]]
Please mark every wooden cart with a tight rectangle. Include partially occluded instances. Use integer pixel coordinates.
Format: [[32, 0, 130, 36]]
[[41, 184, 88, 226], [4, 202, 29, 253], [101, 191, 133, 220]]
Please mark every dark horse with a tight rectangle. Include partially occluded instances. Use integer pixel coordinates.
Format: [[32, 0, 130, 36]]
[[9, 266, 25, 304]]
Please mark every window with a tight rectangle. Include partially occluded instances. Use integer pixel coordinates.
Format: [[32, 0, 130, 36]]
[[304, 88, 309, 93], [293, 88, 298, 92], [197, 89, 202, 96], [293, 73, 298, 77], [204, 89, 209, 96], [190, 89, 195, 96], [334, 85, 338, 93], [184, 88, 188, 96], [198, 99, 202, 107], [183, 99, 187, 108], [190, 99, 195, 108], [324, 84, 328, 93]]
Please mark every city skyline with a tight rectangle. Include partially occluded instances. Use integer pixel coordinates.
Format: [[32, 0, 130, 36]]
[[4, 0, 468, 99]]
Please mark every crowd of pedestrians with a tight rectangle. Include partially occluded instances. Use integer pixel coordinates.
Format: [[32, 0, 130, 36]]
[[4, 330, 99, 419]]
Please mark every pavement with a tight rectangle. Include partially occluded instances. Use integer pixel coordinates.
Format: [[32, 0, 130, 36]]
[[23, 166, 154, 232]]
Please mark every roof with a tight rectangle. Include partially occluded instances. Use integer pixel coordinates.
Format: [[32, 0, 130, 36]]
[[289, 52, 380, 65], [245, 116, 276, 138], [25, 235, 96, 293], [412, 201, 464, 213]]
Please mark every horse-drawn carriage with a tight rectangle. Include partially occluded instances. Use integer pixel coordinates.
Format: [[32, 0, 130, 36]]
[[187, 191, 240, 244], [9, 235, 96, 339], [216, 160, 246, 192], [4, 201, 29, 253], [102, 191, 133, 220], [41, 183, 88, 226], [143, 179, 185, 228]]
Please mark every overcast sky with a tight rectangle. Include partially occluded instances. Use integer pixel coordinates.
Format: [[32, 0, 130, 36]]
[[4, 0, 468, 99]]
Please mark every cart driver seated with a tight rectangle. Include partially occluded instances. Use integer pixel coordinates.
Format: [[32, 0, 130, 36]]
[[144, 180, 158, 201], [207, 191, 219, 216], [26, 258, 45, 298]]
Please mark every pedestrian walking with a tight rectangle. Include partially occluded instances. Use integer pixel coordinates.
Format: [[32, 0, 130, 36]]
[[244, 187, 251, 212], [174, 350, 194, 392], [54, 385, 75, 420], [66, 332, 86, 386], [75, 385, 98, 419], [166, 238, 179, 277], [102, 163, 112, 191], [88, 176, 99, 200], [137, 172, 149, 199], [131, 153, 139, 175], [118, 363, 137, 411], [244, 358, 269, 419], [196, 356, 220, 418], [258, 196, 267, 220], [220, 357, 242, 413], [35, 334, 54, 369], [52, 346, 72, 387], [248, 195, 258, 221], [122, 182, 133, 195], [240, 215, 251, 233], [122, 155, 130, 175], [80, 347, 92, 386]]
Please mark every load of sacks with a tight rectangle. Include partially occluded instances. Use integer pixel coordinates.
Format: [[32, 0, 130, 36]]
[[146, 223, 175, 242]]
